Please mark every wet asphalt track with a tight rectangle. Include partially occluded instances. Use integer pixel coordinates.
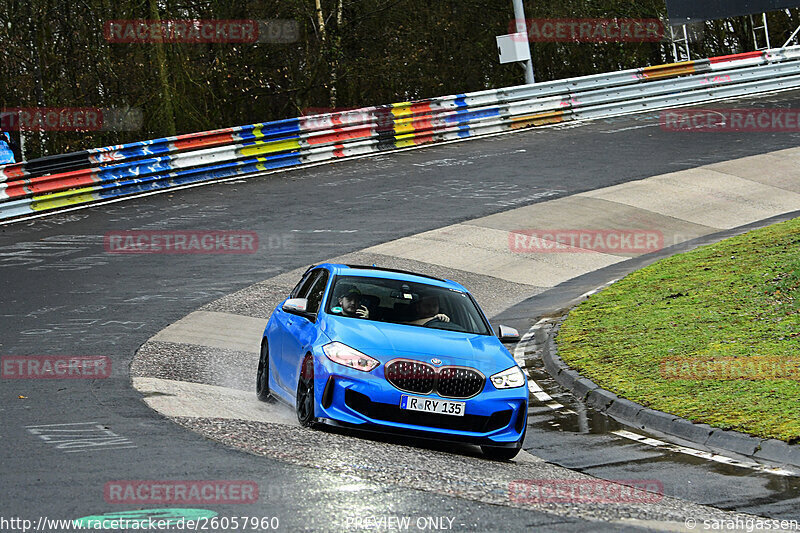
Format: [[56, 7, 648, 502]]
[[2, 90, 800, 531]]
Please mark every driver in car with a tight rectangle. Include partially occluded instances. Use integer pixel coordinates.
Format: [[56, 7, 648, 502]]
[[336, 286, 370, 319], [407, 295, 450, 326]]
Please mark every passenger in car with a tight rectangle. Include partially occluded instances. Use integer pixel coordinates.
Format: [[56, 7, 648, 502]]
[[406, 295, 450, 326], [337, 286, 370, 319]]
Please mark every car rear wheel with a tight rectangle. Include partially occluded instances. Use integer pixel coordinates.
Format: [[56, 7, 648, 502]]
[[296, 354, 316, 427], [256, 339, 273, 402]]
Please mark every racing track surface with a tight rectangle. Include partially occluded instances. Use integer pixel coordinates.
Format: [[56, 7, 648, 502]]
[[3, 90, 800, 531]]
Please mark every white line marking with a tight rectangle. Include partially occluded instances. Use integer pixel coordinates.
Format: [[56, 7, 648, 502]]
[[613, 429, 672, 447], [25, 421, 98, 428], [63, 446, 138, 453], [514, 321, 577, 414], [526, 376, 548, 394], [579, 289, 601, 299], [514, 318, 576, 414], [599, 123, 660, 134], [533, 392, 554, 403], [513, 328, 538, 363], [612, 430, 797, 477], [578, 278, 620, 300]]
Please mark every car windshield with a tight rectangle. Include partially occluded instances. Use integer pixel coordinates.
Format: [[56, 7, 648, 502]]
[[326, 275, 492, 335]]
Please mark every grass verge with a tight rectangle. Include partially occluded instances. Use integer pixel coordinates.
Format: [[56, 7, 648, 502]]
[[558, 217, 800, 442]]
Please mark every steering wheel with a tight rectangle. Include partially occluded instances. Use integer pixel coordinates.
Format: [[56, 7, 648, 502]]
[[422, 318, 466, 332]]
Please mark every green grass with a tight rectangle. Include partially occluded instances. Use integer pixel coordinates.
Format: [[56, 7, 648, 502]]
[[557, 217, 800, 442]]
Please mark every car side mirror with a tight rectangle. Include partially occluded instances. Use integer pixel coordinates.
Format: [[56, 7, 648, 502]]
[[282, 298, 308, 314], [498, 325, 520, 344]]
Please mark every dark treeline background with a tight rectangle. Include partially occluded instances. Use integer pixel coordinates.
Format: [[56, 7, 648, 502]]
[[2, 0, 800, 159]]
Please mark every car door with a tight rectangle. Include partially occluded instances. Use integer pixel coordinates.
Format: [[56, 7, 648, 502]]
[[271, 269, 319, 392], [280, 269, 329, 393]]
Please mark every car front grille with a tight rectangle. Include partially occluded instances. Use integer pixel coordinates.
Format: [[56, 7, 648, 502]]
[[437, 367, 485, 398], [345, 389, 511, 433], [384, 359, 485, 399], [384, 360, 436, 394]]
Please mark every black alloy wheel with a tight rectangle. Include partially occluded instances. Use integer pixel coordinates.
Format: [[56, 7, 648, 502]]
[[296, 354, 316, 427]]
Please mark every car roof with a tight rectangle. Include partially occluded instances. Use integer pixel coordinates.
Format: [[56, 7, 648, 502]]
[[320, 264, 468, 291]]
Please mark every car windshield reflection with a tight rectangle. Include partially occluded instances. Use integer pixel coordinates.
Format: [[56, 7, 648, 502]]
[[326, 275, 492, 336]]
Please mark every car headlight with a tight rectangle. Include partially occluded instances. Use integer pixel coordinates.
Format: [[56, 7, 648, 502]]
[[490, 366, 526, 389], [323, 342, 380, 372]]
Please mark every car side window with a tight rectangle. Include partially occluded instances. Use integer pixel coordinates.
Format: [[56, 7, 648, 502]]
[[305, 270, 330, 314], [293, 270, 320, 299]]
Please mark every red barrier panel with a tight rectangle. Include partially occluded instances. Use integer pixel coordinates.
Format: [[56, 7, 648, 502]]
[[710, 51, 765, 64]]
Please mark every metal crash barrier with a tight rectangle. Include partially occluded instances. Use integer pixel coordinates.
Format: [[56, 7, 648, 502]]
[[2, 46, 800, 221]]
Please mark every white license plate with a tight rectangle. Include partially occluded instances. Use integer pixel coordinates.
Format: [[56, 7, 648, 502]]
[[400, 395, 465, 417]]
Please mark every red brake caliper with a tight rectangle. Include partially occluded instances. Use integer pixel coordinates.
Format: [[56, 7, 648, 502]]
[[300, 356, 313, 380]]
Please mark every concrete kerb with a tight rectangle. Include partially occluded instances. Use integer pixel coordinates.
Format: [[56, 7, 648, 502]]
[[756, 440, 800, 466], [539, 302, 800, 469]]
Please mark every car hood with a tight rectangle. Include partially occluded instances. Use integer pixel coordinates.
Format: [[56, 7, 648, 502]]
[[321, 316, 514, 371]]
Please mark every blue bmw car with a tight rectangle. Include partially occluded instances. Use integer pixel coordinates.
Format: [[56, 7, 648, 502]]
[[256, 264, 528, 460]]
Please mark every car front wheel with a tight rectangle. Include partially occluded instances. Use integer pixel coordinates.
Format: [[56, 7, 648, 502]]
[[296, 354, 316, 427]]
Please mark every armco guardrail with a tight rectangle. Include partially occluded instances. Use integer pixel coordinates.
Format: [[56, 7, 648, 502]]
[[2, 46, 800, 221]]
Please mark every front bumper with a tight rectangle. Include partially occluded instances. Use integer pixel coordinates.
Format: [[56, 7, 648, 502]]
[[314, 359, 528, 446]]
